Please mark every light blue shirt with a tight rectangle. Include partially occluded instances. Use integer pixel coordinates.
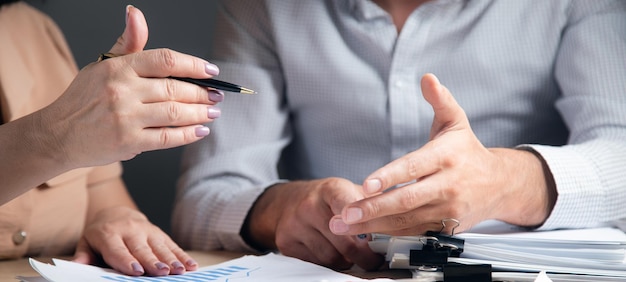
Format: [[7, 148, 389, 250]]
[[173, 0, 626, 252]]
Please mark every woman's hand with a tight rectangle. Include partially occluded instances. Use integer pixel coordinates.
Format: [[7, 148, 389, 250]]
[[36, 5, 224, 170], [73, 206, 198, 276]]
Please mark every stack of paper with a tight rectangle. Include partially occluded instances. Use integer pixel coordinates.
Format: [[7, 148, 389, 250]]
[[370, 220, 626, 280]]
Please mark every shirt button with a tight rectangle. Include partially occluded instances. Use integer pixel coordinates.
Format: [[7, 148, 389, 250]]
[[394, 80, 405, 88], [12, 230, 27, 245]]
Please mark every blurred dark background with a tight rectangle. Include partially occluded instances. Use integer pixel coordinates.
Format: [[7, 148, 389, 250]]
[[25, 0, 219, 235]]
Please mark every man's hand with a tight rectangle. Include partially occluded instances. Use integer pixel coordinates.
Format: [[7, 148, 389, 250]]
[[329, 73, 556, 236], [243, 178, 384, 271]]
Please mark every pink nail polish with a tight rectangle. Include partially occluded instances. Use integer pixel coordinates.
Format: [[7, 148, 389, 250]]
[[205, 63, 220, 76], [155, 262, 169, 270], [208, 106, 221, 119], [131, 262, 144, 274], [209, 90, 224, 102], [195, 126, 210, 137]]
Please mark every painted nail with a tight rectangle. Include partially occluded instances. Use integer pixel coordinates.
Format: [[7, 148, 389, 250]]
[[195, 126, 210, 137], [209, 90, 224, 102], [357, 234, 368, 240], [172, 261, 185, 270], [330, 218, 349, 233], [208, 106, 221, 119], [186, 259, 198, 267], [155, 262, 169, 270], [205, 63, 220, 76], [131, 262, 144, 274], [345, 207, 363, 223], [364, 179, 382, 194]]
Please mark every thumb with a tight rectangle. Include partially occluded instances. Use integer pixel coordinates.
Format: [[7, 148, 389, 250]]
[[108, 5, 148, 55], [420, 73, 470, 140]]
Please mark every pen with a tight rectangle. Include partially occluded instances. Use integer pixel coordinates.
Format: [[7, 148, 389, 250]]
[[97, 53, 257, 94], [173, 77, 257, 94]]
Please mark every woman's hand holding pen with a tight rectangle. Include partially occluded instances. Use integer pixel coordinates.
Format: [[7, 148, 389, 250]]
[[329, 73, 557, 237], [34, 5, 223, 171]]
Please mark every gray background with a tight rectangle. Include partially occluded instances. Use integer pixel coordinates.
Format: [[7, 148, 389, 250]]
[[25, 0, 220, 235]]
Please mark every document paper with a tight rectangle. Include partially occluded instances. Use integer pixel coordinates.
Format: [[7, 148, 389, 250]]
[[21, 253, 394, 282]]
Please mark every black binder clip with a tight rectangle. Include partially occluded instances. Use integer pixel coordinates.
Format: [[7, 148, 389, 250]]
[[409, 218, 491, 282]]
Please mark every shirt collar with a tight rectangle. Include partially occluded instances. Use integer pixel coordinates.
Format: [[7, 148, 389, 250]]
[[346, 0, 468, 21]]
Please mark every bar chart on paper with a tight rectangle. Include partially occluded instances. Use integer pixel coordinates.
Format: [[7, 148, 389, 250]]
[[101, 265, 256, 281], [21, 253, 393, 282]]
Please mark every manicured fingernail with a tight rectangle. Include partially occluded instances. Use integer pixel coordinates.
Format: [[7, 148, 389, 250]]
[[330, 218, 349, 233], [205, 63, 220, 76], [131, 262, 144, 274], [209, 90, 224, 102], [208, 106, 221, 119], [357, 234, 368, 240], [155, 262, 169, 270], [186, 259, 198, 267], [195, 126, 210, 137], [364, 179, 382, 194], [345, 207, 363, 223], [172, 261, 185, 270]]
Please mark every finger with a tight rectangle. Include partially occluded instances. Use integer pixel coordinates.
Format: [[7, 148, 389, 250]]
[[346, 235, 385, 271], [362, 144, 441, 195], [126, 48, 219, 79], [343, 176, 446, 225], [320, 179, 364, 215], [275, 206, 352, 269], [126, 239, 171, 277], [139, 102, 219, 128], [333, 210, 445, 236], [138, 77, 217, 105], [420, 73, 470, 138], [318, 218, 384, 271], [108, 5, 148, 56], [307, 199, 383, 271], [168, 242, 199, 272], [71, 238, 97, 265], [134, 125, 210, 152], [97, 236, 146, 276], [149, 238, 187, 275], [297, 228, 353, 270]]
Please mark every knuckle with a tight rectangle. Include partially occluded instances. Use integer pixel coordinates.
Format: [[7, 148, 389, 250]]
[[436, 148, 460, 168], [404, 157, 420, 178], [164, 78, 178, 101], [323, 177, 348, 187], [360, 200, 381, 218], [157, 48, 177, 70], [166, 102, 181, 123], [159, 128, 172, 147], [399, 189, 420, 210], [390, 214, 409, 228]]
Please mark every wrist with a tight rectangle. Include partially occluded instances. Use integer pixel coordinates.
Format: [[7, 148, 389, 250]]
[[29, 108, 72, 169], [490, 148, 557, 228], [240, 184, 282, 252]]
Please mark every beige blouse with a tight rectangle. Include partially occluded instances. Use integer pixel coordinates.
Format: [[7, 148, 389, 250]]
[[0, 2, 121, 258]]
